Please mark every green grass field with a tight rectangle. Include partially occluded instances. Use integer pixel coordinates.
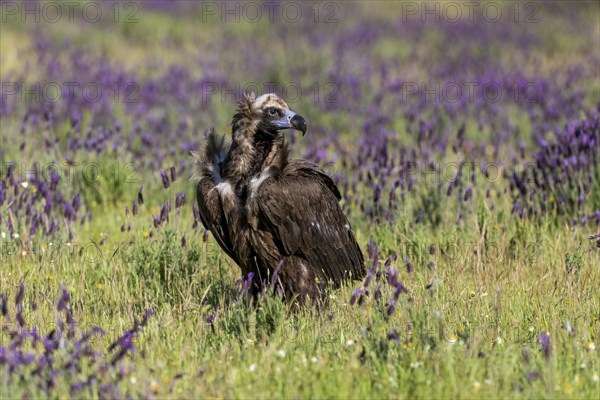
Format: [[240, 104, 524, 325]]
[[1, 1, 599, 398]]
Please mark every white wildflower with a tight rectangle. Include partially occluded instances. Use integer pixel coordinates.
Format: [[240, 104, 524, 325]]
[[566, 320, 574, 334]]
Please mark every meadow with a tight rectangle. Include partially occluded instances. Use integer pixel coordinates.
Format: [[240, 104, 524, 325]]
[[0, 1, 599, 398]]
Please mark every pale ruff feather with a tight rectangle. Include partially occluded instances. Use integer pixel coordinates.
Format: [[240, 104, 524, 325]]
[[249, 168, 271, 192], [246, 168, 272, 229], [215, 181, 236, 224]]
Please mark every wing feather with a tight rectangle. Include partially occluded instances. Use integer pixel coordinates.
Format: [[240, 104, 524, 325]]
[[196, 178, 239, 264], [253, 161, 365, 285], [194, 131, 240, 265]]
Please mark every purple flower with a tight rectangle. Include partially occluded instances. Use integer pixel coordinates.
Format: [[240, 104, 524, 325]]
[[387, 299, 396, 316], [175, 192, 186, 208], [30, 218, 39, 236], [0, 294, 7, 318], [464, 187, 473, 202], [405, 256, 413, 273], [350, 288, 362, 306], [72, 194, 81, 211], [170, 165, 177, 182], [15, 282, 24, 307], [363, 268, 373, 288], [538, 331, 550, 359], [387, 328, 399, 343], [16, 310, 25, 327], [526, 371, 542, 381], [386, 267, 398, 287], [384, 255, 394, 267], [160, 171, 170, 189], [367, 237, 376, 259], [394, 282, 408, 299], [49, 171, 59, 191], [137, 185, 144, 205], [159, 201, 170, 222], [204, 310, 219, 333], [57, 287, 70, 312], [373, 284, 381, 300], [22, 352, 36, 365], [240, 272, 254, 294], [272, 259, 284, 286], [373, 184, 381, 203], [5, 162, 16, 180], [415, 212, 425, 224], [141, 308, 154, 327]]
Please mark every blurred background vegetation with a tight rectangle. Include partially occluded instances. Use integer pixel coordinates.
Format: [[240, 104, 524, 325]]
[[1, 1, 599, 398]]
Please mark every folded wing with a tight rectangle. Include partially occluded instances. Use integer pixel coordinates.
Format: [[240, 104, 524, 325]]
[[251, 160, 365, 285]]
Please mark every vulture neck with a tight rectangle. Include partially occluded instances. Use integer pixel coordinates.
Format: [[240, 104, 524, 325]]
[[221, 130, 286, 184]]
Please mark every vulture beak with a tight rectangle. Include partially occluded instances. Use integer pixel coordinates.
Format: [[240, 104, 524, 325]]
[[273, 109, 307, 136]]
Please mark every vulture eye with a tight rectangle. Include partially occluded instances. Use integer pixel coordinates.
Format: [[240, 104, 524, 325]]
[[267, 108, 279, 117]]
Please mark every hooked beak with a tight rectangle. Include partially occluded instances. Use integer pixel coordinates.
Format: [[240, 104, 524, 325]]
[[272, 109, 307, 136]]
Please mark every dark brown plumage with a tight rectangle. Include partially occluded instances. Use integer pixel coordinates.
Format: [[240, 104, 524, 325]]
[[193, 93, 365, 305]]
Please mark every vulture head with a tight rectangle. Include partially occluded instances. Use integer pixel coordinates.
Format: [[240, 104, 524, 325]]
[[231, 93, 307, 141]]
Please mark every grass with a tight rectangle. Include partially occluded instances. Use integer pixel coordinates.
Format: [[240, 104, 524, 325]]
[[1, 3, 599, 399], [2, 154, 598, 398]]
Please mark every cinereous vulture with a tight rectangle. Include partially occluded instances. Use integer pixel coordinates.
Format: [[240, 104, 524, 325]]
[[194, 93, 365, 305]]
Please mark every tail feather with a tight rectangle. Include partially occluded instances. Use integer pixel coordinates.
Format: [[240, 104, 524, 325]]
[[190, 128, 229, 181]]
